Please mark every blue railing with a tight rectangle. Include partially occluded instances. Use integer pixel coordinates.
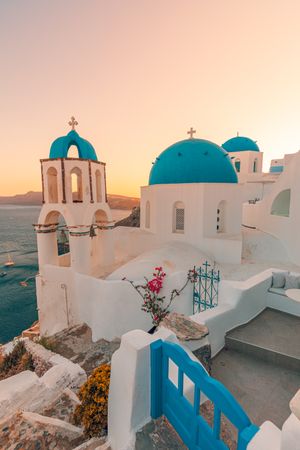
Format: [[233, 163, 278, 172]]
[[151, 340, 259, 450]]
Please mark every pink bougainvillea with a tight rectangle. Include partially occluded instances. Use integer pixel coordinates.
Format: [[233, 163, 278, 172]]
[[123, 266, 197, 326], [147, 267, 166, 294]]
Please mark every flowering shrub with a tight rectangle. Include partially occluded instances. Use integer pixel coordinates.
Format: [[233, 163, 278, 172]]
[[73, 364, 110, 437], [124, 266, 198, 326]]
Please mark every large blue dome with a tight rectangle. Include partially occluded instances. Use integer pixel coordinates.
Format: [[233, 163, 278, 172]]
[[49, 130, 98, 161], [222, 136, 259, 153], [149, 139, 238, 185]]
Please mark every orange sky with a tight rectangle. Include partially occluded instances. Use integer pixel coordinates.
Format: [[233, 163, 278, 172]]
[[1, 0, 300, 197]]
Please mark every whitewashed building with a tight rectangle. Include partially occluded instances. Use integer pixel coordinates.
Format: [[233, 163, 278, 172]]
[[140, 130, 243, 263], [34, 121, 300, 339]]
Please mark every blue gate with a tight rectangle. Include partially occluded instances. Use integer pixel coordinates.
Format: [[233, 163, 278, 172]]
[[151, 340, 259, 450], [193, 261, 220, 314]]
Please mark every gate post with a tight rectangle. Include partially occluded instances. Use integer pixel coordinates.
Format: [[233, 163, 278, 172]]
[[150, 339, 163, 419]]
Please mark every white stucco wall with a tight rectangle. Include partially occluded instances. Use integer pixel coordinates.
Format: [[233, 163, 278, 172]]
[[38, 254, 196, 340], [228, 150, 263, 178], [242, 151, 300, 265], [108, 327, 206, 450], [190, 268, 300, 356], [140, 183, 243, 264]]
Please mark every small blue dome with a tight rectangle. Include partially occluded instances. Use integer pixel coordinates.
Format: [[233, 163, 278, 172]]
[[222, 136, 260, 153], [149, 139, 238, 185], [49, 130, 98, 160]]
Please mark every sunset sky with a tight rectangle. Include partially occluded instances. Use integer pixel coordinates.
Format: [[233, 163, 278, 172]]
[[1, 0, 300, 197]]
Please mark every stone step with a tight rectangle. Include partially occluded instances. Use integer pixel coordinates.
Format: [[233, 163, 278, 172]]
[[225, 335, 300, 372], [135, 417, 187, 450], [224, 308, 300, 372]]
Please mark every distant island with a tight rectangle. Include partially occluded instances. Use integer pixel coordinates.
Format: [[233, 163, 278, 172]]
[[0, 191, 140, 210]]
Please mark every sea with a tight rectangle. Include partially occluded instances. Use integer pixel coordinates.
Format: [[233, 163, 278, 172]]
[[0, 206, 129, 344]]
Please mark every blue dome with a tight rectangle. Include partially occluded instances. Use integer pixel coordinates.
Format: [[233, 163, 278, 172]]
[[149, 139, 238, 185], [49, 130, 98, 160], [222, 136, 259, 153]]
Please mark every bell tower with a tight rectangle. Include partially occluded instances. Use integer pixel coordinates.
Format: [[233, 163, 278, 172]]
[[35, 117, 114, 276]]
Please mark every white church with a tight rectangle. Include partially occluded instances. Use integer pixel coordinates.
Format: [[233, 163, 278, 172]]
[[34, 119, 300, 341]]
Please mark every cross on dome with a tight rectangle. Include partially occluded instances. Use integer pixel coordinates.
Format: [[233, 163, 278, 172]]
[[187, 127, 196, 139], [68, 116, 78, 130]]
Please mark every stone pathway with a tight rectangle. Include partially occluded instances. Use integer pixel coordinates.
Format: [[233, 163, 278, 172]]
[[135, 417, 187, 449]]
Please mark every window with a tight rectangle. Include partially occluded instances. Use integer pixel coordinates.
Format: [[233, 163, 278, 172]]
[[271, 189, 291, 217], [235, 159, 241, 173], [173, 202, 185, 233], [95, 170, 102, 203], [145, 201, 150, 228], [67, 145, 79, 158], [94, 209, 108, 228], [253, 159, 258, 173], [71, 167, 83, 202], [216, 200, 226, 233], [43, 211, 70, 267], [47, 167, 58, 203]]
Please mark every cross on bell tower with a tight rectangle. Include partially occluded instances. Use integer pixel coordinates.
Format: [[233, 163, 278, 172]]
[[187, 127, 196, 139], [68, 116, 78, 130]]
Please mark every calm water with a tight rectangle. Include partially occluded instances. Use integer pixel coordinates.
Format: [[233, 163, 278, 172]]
[[0, 206, 40, 344], [0, 206, 129, 344]]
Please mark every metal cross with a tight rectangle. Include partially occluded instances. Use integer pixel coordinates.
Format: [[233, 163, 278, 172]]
[[68, 116, 78, 130], [187, 127, 196, 139]]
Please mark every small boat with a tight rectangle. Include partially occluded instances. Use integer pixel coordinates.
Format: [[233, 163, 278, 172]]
[[20, 276, 35, 287], [0, 272, 7, 277], [4, 253, 15, 267]]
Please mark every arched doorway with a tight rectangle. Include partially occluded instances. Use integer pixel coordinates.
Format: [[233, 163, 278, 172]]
[[271, 189, 291, 217]]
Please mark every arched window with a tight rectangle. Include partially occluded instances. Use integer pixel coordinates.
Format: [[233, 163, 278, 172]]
[[43, 211, 70, 267], [235, 159, 241, 173], [253, 158, 258, 173], [95, 170, 102, 203], [94, 209, 108, 226], [145, 201, 150, 228], [216, 200, 226, 233], [47, 167, 58, 203], [271, 189, 291, 217], [173, 201, 185, 233], [71, 167, 83, 202], [67, 145, 79, 158]]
